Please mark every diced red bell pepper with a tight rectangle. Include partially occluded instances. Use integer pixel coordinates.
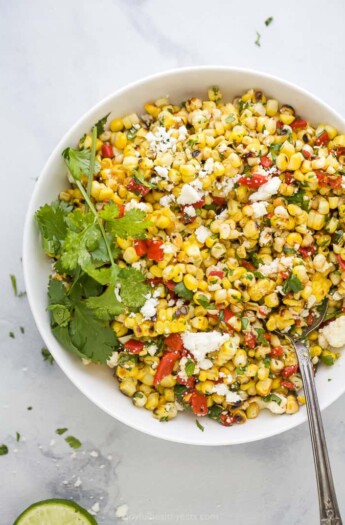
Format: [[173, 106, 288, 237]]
[[264, 333, 271, 341], [281, 365, 298, 378], [290, 118, 307, 130], [134, 240, 147, 257], [315, 131, 329, 146], [146, 240, 164, 261], [298, 245, 316, 258], [276, 120, 283, 130], [336, 147, 345, 158], [192, 198, 205, 209], [280, 271, 290, 279], [223, 307, 235, 325], [209, 270, 225, 278], [163, 280, 176, 291], [238, 174, 268, 189], [124, 339, 145, 354], [260, 156, 273, 168], [148, 277, 163, 287], [285, 172, 294, 184], [190, 391, 208, 416], [244, 333, 256, 348], [241, 260, 256, 271], [316, 171, 342, 189], [153, 352, 180, 385], [127, 178, 151, 196], [117, 204, 125, 218], [270, 346, 284, 358], [220, 413, 236, 426], [301, 147, 312, 159], [212, 196, 226, 207], [281, 380, 296, 391], [176, 375, 195, 388], [164, 333, 184, 352], [101, 144, 114, 157], [337, 255, 345, 270], [306, 314, 314, 326]]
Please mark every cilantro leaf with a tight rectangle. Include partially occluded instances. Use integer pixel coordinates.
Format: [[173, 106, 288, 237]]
[[174, 282, 193, 301], [62, 147, 100, 181], [47, 304, 71, 327], [57, 221, 102, 274], [196, 419, 205, 432], [95, 113, 110, 136], [10, 275, 17, 296], [320, 354, 335, 366], [16, 432, 20, 442], [69, 303, 118, 363], [197, 294, 216, 309], [117, 267, 150, 309], [106, 209, 151, 240], [85, 283, 124, 320], [35, 201, 69, 256], [185, 359, 195, 377], [65, 436, 82, 449], [0, 444, 8, 456], [265, 16, 273, 26], [282, 274, 303, 294], [99, 202, 120, 221]]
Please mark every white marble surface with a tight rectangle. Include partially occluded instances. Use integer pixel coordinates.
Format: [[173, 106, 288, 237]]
[[1, 0, 345, 523]]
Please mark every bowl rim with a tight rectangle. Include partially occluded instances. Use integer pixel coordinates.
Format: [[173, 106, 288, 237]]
[[23, 65, 345, 446]]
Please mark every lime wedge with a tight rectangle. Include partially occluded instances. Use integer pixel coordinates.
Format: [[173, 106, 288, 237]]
[[13, 499, 98, 525]]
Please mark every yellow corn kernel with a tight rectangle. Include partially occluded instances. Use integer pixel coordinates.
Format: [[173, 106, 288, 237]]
[[264, 293, 279, 308], [196, 380, 215, 395], [190, 316, 209, 330], [199, 367, 219, 382], [256, 378, 273, 396], [119, 379, 137, 397], [145, 392, 159, 410], [117, 237, 131, 250], [333, 135, 345, 148], [115, 132, 127, 149], [307, 210, 326, 230], [123, 247, 140, 264], [246, 402, 259, 419], [110, 118, 124, 132], [286, 395, 299, 414], [257, 367, 269, 381], [183, 274, 198, 291], [276, 153, 289, 171], [112, 322, 128, 337], [233, 349, 248, 368]]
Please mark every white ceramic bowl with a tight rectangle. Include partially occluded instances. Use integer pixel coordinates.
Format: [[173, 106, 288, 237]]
[[23, 66, 345, 445]]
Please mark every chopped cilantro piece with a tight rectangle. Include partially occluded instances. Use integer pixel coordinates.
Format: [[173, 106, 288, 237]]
[[56, 428, 68, 435], [10, 274, 17, 296], [106, 208, 152, 240], [265, 16, 273, 26], [9, 332, 15, 339], [16, 432, 20, 442], [263, 394, 282, 405], [65, 436, 82, 449], [185, 359, 195, 377], [285, 190, 310, 211], [196, 419, 205, 432], [0, 444, 8, 456], [41, 348, 54, 364], [27, 407, 32, 411], [283, 247, 296, 254], [282, 274, 303, 294], [197, 294, 216, 309], [321, 354, 335, 366], [133, 169, 157, 189], [20, 326, 25, 334], [255, 31, 261, 47], [208, 404, 224, 419], [241, 318, 249, 330], [174, 282, 193, 301], [255, 328, 269, 346]]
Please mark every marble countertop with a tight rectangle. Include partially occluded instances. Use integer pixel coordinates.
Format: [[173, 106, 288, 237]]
[[1, 0, 345, 523]]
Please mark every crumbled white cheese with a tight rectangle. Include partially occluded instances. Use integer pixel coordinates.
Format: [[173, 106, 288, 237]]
[[74, 477, 82, 487], [140, 293, 159, 319], [155, 166, 169, 179], [132, 260, 147, 272], [279, 256, 294, 269], [89, 502, 100, 515], [195, 225, 212, 243], [204, 157, 215, 174], [163, 243, 175, 254], [107, 351, 119, 368], [215, 175, 241, 196], [115, 504, 128, 520], [147, 344, 158, 356], [181, 331, 231, 365], [124, 199, 150, 212], [307, 294, 317, 308], [218, 143, 228, 154], [90, 450, 99, 458], [259, 259, 279, 276], [159, 194, 175, 207], [211, 384, 242, 403], [251, 201, 268, 218], [177, 184, 203, 205], [259, 227, 273, 247], [178, 356, 189, 382], [249, 177, 282, 202], [184, 205, 196, 217], [274, 205, 289, 218], [320, 316, 345, 348], [199, 358, 213, 370], [265, 394, 287, 414], [146, 127, 177, 154], [178, 125, 188, 141], [114, 283, 122, 303]]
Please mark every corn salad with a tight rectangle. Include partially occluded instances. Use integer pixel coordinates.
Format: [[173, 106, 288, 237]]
[[39, 87, 345, 427]]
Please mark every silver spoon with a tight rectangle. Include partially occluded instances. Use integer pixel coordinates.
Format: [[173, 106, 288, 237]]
[[275, 300, 342, 525]]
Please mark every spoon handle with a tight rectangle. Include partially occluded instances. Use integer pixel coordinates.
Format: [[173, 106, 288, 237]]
[[294, 341, 342, 525]]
